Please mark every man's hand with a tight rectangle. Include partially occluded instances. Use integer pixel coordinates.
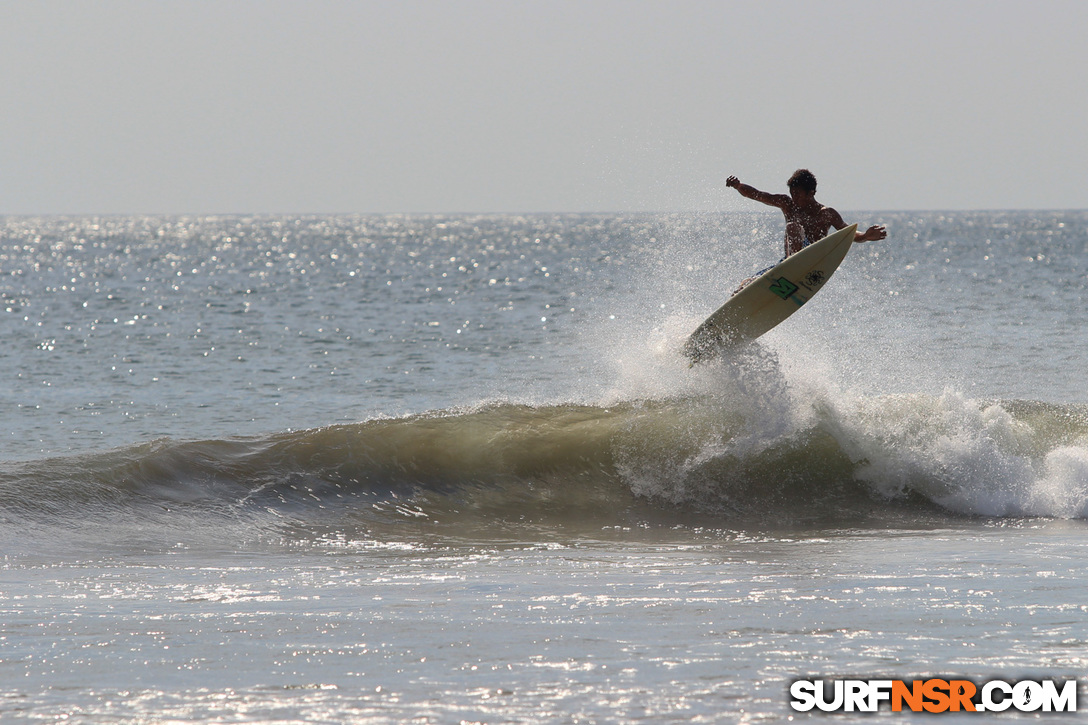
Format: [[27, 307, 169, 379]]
[[859, 225, 887, 242]]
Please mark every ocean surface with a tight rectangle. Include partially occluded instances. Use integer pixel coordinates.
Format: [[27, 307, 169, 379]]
[[2, 211, 1087, 722]]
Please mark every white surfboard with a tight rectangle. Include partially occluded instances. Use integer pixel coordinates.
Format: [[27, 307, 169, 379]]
[[682, 224, 857, 363]]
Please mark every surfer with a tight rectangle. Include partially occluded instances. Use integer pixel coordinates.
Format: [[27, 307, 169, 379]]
[[727, 169, 887, 257], [683, 169, 884, 362]]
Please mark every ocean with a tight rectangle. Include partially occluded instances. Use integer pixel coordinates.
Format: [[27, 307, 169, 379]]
[[2, 211, 1086, 722]]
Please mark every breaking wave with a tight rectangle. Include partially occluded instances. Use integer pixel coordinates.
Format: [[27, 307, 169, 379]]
[[3, 382, 1087, 546]]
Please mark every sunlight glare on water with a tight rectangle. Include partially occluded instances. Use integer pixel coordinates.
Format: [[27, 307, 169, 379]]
[[2, 212, 1088, 722]]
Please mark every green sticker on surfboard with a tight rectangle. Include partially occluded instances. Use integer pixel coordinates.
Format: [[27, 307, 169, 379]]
[[769, 277, 799, 300]]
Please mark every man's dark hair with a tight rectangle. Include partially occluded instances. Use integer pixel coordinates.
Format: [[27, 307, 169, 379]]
[[787, 169, 817, 193]]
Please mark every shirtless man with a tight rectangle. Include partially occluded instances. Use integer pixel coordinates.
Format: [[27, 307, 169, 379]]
[[727, 169, 887, 257]]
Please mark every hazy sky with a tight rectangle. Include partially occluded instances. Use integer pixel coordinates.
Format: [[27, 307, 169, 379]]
[[2, 0, 1085, 214]]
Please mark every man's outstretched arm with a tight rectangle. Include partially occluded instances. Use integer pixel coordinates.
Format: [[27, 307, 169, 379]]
[[726, 176, 790, 208]]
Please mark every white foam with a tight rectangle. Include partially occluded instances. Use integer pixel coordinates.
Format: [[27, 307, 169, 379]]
[[823, 387, 1088, 518], [1024, 446, 1088, 518]]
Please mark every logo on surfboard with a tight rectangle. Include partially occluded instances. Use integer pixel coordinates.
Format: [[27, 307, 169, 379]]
[[769, 277, 799, 300]]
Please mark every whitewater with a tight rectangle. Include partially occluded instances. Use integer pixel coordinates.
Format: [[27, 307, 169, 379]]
[[2, 212, 1087, 722]]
